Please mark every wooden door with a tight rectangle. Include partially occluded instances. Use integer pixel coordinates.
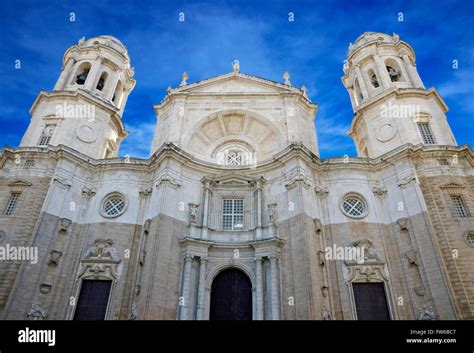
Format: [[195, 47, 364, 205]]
[[210, 269, 252, 320], [73, 280, 112, 320], [352, 282, 390, 320]]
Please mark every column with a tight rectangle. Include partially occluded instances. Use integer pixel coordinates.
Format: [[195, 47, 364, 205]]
[[373, 54, 391, 89], [401, 52, 424, 89], [347, 86, 357, 111], [84, 57, 103, 91], [255, 257, 264, 320], [54, 56, 75, 91], [354, 65, 369, 99], [117, 87, 130, 112], [196, 257, 208, 320], [270, 255, 280, 320], [354, 65, 369, 100], [179, 254, 193, 320], [201, 182, 210, 239], [105, 68, 120, 101], [256, 184, 262, 239]]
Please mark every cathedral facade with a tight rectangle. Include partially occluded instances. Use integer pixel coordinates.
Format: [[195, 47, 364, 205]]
[[0, 32, 472, 320]]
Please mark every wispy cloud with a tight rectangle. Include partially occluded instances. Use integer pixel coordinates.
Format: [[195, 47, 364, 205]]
[[119, 121, 156, 158]]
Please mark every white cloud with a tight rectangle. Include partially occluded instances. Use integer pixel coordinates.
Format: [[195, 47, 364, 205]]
[[118, 121, 156, 158]]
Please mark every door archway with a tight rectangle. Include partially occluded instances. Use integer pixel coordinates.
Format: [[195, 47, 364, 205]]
[[210, 268, 252, 320]]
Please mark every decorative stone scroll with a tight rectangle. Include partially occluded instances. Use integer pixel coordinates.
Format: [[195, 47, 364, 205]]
[[372, 186, 387, 197], [284, 167, 312, 190], [78, 239, 122, 280], [156, 172, 181, 189], [345, 239, 388, 283]]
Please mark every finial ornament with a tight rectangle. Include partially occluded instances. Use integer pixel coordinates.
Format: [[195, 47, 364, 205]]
[[392, 32, 400, 42], [78, 37, 86, 47], [283, 71, 291, 85], [232, 59, 240, 74], [180, 72, 188, 86]]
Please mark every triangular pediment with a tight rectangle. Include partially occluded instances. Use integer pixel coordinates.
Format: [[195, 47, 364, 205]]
[[175, 72, 300, 95], [8, 180, 32, 193], [440, 182, 465, 189], [8, 180, 32, 188], [202, 173, 264, 186]]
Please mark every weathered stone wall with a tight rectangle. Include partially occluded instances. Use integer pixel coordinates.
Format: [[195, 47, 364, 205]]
[[0, 174, 52, 317], [418, 174, 474, 319]]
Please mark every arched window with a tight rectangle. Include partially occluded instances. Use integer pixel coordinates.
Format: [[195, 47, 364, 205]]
[[226, 151, 242, 165], [74, 62, 91, 85], [96, 72, 108, 91], [386, 66, 400, 82], [368, 69, 379, 88], [417, 122, 436, 144], [112, 80, 123, 107], [384, 59, 403, 83], [214, 143, 255, 166]]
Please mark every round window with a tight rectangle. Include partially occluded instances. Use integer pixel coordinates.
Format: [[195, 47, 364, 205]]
[[340, 193, 368, 219], [101, 193, 127, 218], [464, 231, 474, 247]]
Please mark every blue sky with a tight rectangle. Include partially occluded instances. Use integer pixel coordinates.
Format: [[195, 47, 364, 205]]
[[0, 0, 472, 158]]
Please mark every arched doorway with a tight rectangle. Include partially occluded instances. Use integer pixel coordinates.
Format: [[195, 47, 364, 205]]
[[210, 268, 252, 320]]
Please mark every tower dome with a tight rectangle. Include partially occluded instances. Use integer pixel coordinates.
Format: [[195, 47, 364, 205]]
[[82, 35, 130, 59], [342, 32, 456, 158], [20, 35, 136, 159]]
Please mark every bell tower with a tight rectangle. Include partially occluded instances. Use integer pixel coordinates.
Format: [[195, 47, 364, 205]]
[[20, 35, 136, 159], [342, 32, 457, 158]]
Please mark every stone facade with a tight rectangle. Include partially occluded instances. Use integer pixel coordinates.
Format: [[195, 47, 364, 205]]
[[0, 32, 472, 320]]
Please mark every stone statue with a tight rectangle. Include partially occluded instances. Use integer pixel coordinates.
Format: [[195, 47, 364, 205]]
[[232, 59, 240, 73], [27, 302, 48, 320], [180, 72, 188, 86], [301, 85, 308, 97], [78, 36, 86, 46], [268, 203, 277, 224], [188, 203, 199, 225], [283, 71, 291, 85], [418, 304, 436, 320], [129, 303, 137, 320]]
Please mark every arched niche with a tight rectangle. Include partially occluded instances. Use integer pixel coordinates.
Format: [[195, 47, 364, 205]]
[[182, 109, 285, 163]]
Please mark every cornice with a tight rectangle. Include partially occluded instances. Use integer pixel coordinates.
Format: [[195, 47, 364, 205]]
[[1, 143, 472, 176], [154, 72, 317, 112], [30, 90, 128, 138], [346, 39, 415, 64], [348, 87, 449, 136]]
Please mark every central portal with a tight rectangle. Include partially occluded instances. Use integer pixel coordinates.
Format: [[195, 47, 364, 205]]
[[209, 269, 252, 320]]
